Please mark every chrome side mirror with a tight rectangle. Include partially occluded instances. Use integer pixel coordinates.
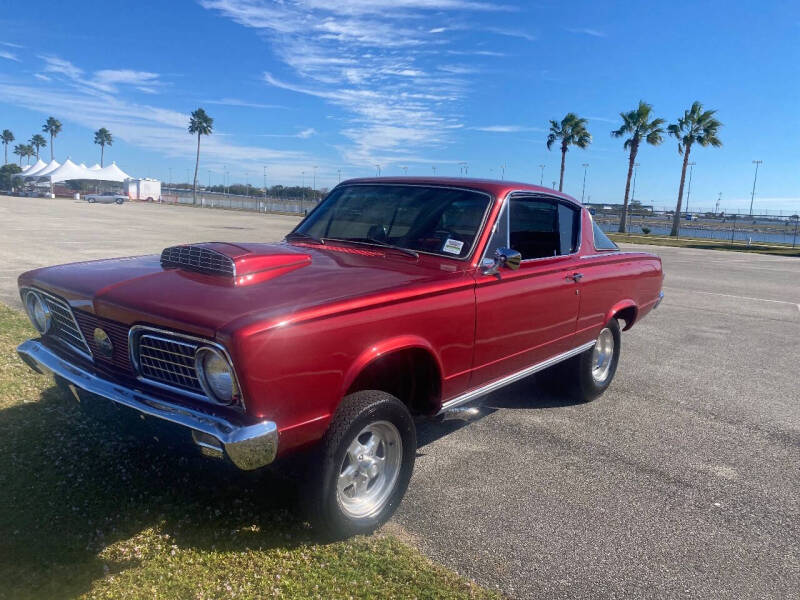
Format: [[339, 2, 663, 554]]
[[481, 247, 522, 276]]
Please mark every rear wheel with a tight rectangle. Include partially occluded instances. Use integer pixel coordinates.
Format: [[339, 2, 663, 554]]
[[307, 390, 416, 539], [88, 197, 95, 203], [575, 319, 621, 401], [115, 198, 124, 205]]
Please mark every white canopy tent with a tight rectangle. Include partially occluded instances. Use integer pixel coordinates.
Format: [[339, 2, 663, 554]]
[[88, 163, 101, 170], [92, 162, 130, 182], [47, 159, 93, 183], [15, 159, 47, 177], [26, 159, 61, 179]]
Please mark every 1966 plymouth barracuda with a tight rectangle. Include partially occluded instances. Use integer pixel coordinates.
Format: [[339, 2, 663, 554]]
[[17, 177, 663, 537]]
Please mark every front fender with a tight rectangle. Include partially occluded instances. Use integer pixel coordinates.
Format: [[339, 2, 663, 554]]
[[341, 334, 444, 397]]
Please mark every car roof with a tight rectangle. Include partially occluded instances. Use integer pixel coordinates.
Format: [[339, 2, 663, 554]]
[[337, 177, 582, 206]]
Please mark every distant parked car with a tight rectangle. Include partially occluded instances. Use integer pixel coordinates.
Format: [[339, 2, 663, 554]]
[[85, 194, 126, 205]]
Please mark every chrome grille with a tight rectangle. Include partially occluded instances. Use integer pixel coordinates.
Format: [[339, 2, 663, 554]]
[[35, 291, 92, 358], [73, 311, 133, 372], [135, 333, 203, 394], [160, 245, 235, 277]]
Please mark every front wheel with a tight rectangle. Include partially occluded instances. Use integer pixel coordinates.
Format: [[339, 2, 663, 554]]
[[307, 390, 416, 539]]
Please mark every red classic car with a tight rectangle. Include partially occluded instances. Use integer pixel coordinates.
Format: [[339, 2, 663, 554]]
[[17, 178, 663, 537]]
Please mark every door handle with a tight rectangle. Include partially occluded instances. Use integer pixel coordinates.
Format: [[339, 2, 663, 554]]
[[566, 272, 584, 282]]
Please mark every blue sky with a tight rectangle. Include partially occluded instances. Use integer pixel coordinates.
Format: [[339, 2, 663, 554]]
[[1, 0, 798, 212]]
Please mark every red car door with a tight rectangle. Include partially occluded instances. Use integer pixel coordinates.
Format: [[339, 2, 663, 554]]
[[471, 195, 582, 386]]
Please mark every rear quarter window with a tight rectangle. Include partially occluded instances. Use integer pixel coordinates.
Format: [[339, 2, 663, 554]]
[[592, 219, 618, 251]]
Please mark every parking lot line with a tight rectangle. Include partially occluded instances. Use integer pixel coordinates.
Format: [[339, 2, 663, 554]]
[[665, 287, 800, 311]]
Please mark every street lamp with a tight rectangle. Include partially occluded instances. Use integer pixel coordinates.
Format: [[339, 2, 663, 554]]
[[432, 166, 437, 175], [750, 160, 763, 215], [538, 164, 545, 186], [375, 164, 381, 176], [581, 163, 589, 203], [631, 163, 641, 202], [685, 162, 696, 214], [401, 165, 408, 175]]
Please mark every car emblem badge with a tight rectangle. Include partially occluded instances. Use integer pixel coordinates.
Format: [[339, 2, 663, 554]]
[[93, 328, 114, 358]]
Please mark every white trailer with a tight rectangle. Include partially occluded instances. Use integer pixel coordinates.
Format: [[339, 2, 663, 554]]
[[125, 178, 162, 201]]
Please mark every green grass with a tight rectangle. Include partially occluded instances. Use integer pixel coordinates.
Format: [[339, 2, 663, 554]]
[[608, 232, 800, 257], [0, 304, 500, 600]]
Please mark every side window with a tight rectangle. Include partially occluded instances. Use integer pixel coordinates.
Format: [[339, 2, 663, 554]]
[[592, 219, 618, 250], [509, 198, 560, 259], [558, 203, 580, 254], [484, 202, 509, 258]]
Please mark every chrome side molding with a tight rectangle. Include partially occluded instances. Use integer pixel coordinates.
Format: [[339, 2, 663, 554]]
[[437, 340, 596, 414]]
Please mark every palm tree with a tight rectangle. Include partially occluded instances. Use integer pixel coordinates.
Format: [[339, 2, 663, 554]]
[[188, 108, 213, 205], [23, 144, 36, 165], [2, 130, 14, 164], [546, 113, 591, 192], [611, 101, 665, 232], [13, 144, 25, 166], [29, 134, 47, 160], [42, 117, 62, 161], [93, 128, 113, 167], [667, 102, 722, 236]]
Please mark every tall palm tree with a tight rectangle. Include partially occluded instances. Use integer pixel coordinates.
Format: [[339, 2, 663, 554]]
[[29, 134, 47, 160], [13, 144, 25, 166], [667, 102, 722, 236], [2, 130, 14, 164], [611, 101, 665, 232], [23, 144, 35, 165], [188, 108, 213, 205], [93, 128, 113, 167], [546, 113, 591, 192], [42, 117, 62, 161]]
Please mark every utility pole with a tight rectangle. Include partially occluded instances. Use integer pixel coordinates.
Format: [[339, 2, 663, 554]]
[[581, 163, 589, 203], [685, 162, 696, 215], [538, 164, 545, 186], [750, 160, 763, 215], [631, 163, 641, 203]]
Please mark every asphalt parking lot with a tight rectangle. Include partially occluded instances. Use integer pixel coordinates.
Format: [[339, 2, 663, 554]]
[[1, 195, 798, 598]]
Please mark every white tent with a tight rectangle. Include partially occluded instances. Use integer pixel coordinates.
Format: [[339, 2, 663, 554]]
[[14, 158, 46, 178], [88, 163, 101, 170], [93, 162, 130, 182], [47, 159, 94, 183], [27, 159, 61, 179]]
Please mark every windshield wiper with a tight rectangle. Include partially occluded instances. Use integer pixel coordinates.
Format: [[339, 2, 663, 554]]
[[325, 237, 419, 259], [285, 231, 324, 245]]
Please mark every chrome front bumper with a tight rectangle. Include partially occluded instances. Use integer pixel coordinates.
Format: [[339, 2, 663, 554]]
[[16, 339, 278, 470]]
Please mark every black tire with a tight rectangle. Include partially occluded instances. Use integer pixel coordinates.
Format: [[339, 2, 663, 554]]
[[115, 198, 124, 205], [575, 318, 621, 401], [88, 197, 95, 203], [307, 390, 416, 539], [538, 319, 621, 402]]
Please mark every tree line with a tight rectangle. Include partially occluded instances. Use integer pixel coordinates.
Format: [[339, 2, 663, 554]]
[[547, 100, 722, 237], [1, 119, 114, 168]]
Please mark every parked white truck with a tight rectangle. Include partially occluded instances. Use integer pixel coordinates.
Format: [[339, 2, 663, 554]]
[[125, 178, 161, 202]]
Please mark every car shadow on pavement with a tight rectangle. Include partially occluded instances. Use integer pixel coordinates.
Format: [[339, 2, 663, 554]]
[[416, 372, 584, 450], [0, 385, 315, 600]]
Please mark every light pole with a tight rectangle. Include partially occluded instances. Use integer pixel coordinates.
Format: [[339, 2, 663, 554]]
[[458, 162, 468, 176], [301, 171, 306, 212], [263, 166, 267, 203], [580, 163, 589, 203], [375, 164, 381, 176], [168, 168, 172, 190], [685, 162, 696, 215], [312, 165, 317, 202], [401, 165, 408, 175], [749, 160, 763, 215], [538, 164, 545, 186], [432, 166, 437, 175], [631, 162, 641, 202], [337, 169, 342, 183], [499, 163, 506, 180], [552, 180, 556, 190], [716, 192, 722, 215], [207, 170, 211, 189]]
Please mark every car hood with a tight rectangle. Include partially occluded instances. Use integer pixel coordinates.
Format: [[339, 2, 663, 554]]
[[19, 241, 471, 337]]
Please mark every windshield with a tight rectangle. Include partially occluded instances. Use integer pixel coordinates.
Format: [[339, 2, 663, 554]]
[[292, 184, 491, 259]]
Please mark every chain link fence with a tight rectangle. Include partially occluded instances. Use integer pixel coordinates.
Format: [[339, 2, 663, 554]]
[[160, 187, 319, 216]]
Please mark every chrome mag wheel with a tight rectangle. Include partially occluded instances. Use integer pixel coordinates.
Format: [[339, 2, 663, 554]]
[[591, 327, 615, 384], [336, 420, 402, 519]]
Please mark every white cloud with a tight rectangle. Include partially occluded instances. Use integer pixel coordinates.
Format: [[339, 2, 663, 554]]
[[41, 55, 83, 79], [206, 97, 289, 110], [471, 125, 543, 133], [1, 41, 24, 48], [0, 50, 20, 62], [297, 127, 317, 139], [37, 56, 165, 94], [567, 28, 606, 38], [202, 0, 509, 166]]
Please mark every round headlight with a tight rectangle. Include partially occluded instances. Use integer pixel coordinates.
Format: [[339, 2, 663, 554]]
[[195, 347, 239, 404], [25, 291, 52, 334]]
